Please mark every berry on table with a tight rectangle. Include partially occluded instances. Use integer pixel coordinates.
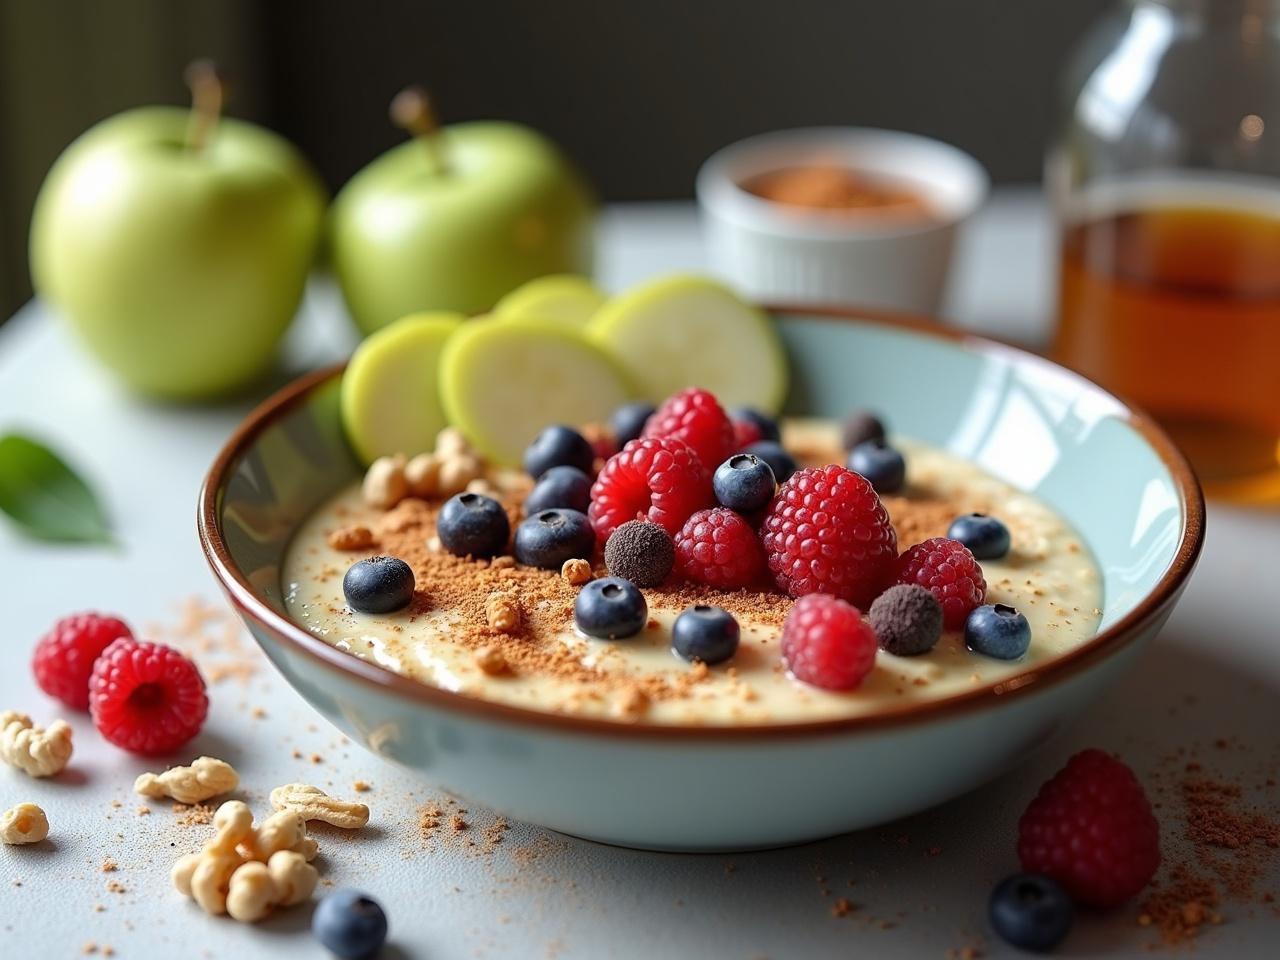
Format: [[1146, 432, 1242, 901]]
[[762, 465, 898, 608], [841, 410, 887, 451], [343, 557, 416, 614], [740, 440, 798, 483], [588, 436, 712, 544], [947, 512, 1012, 560], [847, 439, 906, 494], [514, 508, 595, 570], [437, 492, 511, 558], [89, 637, 208, 755], [672, 605, 740, 665], [989, 873, 1074, 953], [574, 577, 648, 640], [965, 603, 1031, 659], [32, 613, 133, 710], [893, 537, 987, 630], [642, 387, 735, 469], [524, 465, 592, 515], [1018, 749, 1161, 907], [610, 402, 656, 448], [731, 407, 781, 445], [523, 425, 595, 479], [712, 453, 776, 513], [780, 593, 877, 691], [312, 888, 389, 960], [603, 520, 675, 587], [868, 584, 942, 656], [674, 507, 765, 589]]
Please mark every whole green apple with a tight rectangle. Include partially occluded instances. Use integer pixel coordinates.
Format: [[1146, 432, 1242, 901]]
[[30, 104, 325, 400], [330, 116, 595, 335]]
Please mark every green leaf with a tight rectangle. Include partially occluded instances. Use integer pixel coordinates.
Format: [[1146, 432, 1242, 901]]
[[0, 433, 114, 544]]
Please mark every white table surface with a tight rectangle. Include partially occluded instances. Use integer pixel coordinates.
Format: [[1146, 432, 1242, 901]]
[[2, 190, 1277, 959]]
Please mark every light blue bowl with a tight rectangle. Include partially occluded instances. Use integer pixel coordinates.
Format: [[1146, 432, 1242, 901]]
[[199, 309, 1203, 851]]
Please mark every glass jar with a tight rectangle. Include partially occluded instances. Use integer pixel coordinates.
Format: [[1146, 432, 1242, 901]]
[[1049, 0, 1280, 502]]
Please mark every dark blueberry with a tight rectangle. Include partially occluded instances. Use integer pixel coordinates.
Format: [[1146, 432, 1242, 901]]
[[574, 576, 647, 639], [841, 410, 887, 452], [524, 465, 592, 515], [672, 605, 740, 665], [730, 407, 781, 443], [610, 402, 656, 447], [312, 888, 389, 960], [514, 508, 595, 570], [966, 604, 1032, 660], [603, 520, 675, 587], [523, 425, 594, 479], [712, 454, 777, 513], [342, 556, 414, 614], [947, 512, 1012, 560], [868, 584, 943, 656], [437, 492, 510, 558], [740, 440, 798, 483], [989, 873, 1074, 953], [847, 439, 906, 494]]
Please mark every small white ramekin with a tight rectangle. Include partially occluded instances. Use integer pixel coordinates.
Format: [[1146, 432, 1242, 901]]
[[696, 127, 989, 315]]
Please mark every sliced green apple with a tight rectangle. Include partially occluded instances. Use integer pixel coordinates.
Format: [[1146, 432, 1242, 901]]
[[440, 318, 632, 466], [493, 274, 606, 327], [588, 275, 788, 412], [340, 311, 464, 465]]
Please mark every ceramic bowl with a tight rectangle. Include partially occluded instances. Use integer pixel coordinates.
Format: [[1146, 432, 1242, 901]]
[[199, 308, 1203, 852]]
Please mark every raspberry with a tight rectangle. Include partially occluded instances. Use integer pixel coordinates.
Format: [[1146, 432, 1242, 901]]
[[642, 387, 735, 470], [780, 593, 877, 690], [32, 613, 133, 710], [674, 508, 766, 589], [1017, 749, 1161, 907], [89, 638, 209, 755], [732, 418, 763, 450], [893, 537, 987, 629], [761, 465, 897, 608], [588, 437, 712, 544]]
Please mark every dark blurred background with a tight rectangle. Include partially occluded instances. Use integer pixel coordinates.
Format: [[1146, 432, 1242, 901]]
[[0, 0, 1111, 321]]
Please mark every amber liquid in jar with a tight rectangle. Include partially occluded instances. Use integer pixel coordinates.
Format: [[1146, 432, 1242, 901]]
[[1055, 181, 1280, 501]]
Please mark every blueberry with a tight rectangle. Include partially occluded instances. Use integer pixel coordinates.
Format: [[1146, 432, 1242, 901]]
[[841, 410, 887, 452], [514, 508, 595, 570], [574, 576, 647, 639], [437, 492, 510, 558], [740, 440, 798, 483], [730, 407, 781, 443], [847, 439, 906, 494], [948, 512, 1012, 560], [965, 603, 1032, 660], [989, 873, 1073, 953], [610, 402, 656, 447], [524, 465, 592, 515], [524, 425, 594, 479], [672, 605, 740, 664], [312, 888, 389, 960], [713, 454, 776, 513], [342, 556, 414, 614]]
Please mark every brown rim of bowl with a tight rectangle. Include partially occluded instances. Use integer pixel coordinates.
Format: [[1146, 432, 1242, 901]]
[[197, 305, 1205, 742]]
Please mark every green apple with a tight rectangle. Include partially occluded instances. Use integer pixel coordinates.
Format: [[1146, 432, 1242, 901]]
[[30, 76, 325, 400], [493, 274, 605, 327], [330, 97, 595, 335]]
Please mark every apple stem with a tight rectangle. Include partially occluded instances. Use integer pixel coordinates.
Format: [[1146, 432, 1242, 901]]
[[184, 59, 225, 154], [390, 86, 449, 176]]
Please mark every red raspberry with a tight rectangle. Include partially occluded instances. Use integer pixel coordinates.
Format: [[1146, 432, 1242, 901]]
[[32, 613, 133, 710], [761, 465, 897, 608], [89, 638, 209, 755], [1018, 749, 1161, 907], [588, 437, 712, 543], [642, 387, 735, 471], [732, 418, 763, 449], [674, 507, 766, 589], [780, 593, 877, 690], [893, 537, 987, 629]]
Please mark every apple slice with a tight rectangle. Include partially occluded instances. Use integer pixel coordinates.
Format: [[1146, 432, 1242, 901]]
[[493, 274, 606, 327], [589, 275, 788, 412], [340, 311, 464, 465], [440, 318, 632, 466]]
